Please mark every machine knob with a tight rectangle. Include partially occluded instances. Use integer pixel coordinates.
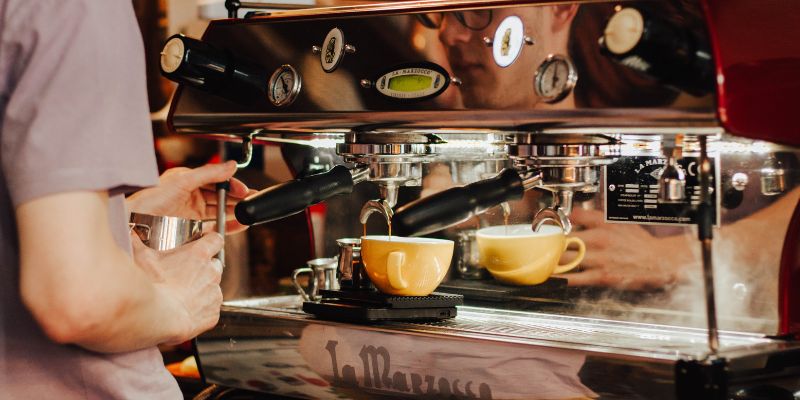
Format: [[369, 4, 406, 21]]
[[599, 7, 714, 96], [731, 172, 749, 191], [160, 34, 268, 103], [602, 8, 645, 56]]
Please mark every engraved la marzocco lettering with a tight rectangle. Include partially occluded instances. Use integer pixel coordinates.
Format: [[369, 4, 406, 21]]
[[324, 340, 493, 399]]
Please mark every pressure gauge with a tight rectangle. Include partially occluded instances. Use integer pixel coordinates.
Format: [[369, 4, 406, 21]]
[[268, 65, 301, 107], [160, 36, 186, 73], [534, 54, 578, 103]]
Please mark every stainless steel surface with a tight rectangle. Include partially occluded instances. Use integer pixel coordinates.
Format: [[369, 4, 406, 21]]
[[172, 111, 721, 138], [197, 299, 800, 399], [337, 132, 438, 207], [291, 258, 339, 301], [215, 300, 776, 360], [508, 139, 619, 220], [129, 213, 203, 251]]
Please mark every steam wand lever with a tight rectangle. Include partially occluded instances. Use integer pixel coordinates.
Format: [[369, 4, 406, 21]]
[[216, 132, 255, 264]]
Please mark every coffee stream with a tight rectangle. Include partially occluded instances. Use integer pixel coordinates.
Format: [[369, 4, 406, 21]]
[[501, 202, 511, 235], [363, 221, 392, 240]]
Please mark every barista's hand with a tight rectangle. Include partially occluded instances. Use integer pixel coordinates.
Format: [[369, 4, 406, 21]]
[[131, 231, 224, 342], [556, 208, 696, 291], [127, 161, 253, 235]]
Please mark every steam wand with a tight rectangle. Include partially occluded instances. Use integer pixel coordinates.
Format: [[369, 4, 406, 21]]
[[697, 136, 720, 356], [216, 132, 255, 265]]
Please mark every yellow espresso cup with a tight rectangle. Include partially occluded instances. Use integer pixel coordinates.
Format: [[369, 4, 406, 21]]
[[476, 224, 585, 285], [360, 235, 454, 296]]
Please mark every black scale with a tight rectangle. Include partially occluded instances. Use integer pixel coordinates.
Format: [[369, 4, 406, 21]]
[[439, 277, 569, 303], [302, 290, 463, 323]]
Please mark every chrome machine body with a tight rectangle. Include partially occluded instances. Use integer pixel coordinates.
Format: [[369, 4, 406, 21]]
[[165, 1, 800, 398]]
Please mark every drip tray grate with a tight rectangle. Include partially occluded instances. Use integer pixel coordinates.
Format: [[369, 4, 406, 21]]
[[400, 307, 773, 359]]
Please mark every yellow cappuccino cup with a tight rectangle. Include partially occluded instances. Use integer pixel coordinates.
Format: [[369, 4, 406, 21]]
[[360, 236, 454, 296], [476, 224, 585, 285]]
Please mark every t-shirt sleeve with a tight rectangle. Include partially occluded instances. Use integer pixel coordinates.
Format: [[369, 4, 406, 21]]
[[1, 0, 159, 207]]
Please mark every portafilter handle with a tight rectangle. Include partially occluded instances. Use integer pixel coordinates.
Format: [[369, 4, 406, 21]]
[[391, 168, 526, 237], [235, 165, 360, 226]]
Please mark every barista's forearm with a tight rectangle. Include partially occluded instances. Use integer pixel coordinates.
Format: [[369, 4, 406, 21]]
[[17, 191, 187, 353], [30, 247, 188, 353]]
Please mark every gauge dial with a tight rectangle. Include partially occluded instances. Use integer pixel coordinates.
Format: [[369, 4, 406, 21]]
[[268, 65, 301, 107], [160, 36, 185, 74], [534, 54, 577, 103]]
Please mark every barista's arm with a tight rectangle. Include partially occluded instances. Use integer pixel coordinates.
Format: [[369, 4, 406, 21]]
[[17, 190, 224, 353]]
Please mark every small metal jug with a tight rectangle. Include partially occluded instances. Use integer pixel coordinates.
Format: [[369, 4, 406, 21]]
[[129, 212, 203, 251], [292, 258, 339, 301], [336, 238, 372, 290]]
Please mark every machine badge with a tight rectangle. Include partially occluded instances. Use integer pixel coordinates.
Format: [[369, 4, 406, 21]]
[[492, 16, 524, 67]]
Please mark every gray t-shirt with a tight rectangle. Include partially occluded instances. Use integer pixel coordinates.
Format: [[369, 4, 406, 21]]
[[0, 1, 180, 398]]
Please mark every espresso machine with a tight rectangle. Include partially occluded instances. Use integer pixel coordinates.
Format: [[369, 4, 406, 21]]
[[162, 1, 800, 398]]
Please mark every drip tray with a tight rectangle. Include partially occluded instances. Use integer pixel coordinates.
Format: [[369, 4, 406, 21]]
[[303, 290, 463, 323], [438, 277, 569, 302]]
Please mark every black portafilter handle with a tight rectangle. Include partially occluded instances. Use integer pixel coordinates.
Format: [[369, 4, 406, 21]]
[[392, 168, 525, 237], [235, 165, 354, 226]]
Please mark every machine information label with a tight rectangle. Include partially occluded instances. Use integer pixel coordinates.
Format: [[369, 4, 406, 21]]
[[604, 156, 718, 226]]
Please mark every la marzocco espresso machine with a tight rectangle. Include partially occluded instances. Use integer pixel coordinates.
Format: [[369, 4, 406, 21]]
[[161, 1, 800, 399]]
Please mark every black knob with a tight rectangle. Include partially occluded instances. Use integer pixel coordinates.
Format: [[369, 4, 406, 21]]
[[235, 165, 355, 225], [392, 169, 524, 237], [599, 8, 714, 96], [160, 34, 267, 103]]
